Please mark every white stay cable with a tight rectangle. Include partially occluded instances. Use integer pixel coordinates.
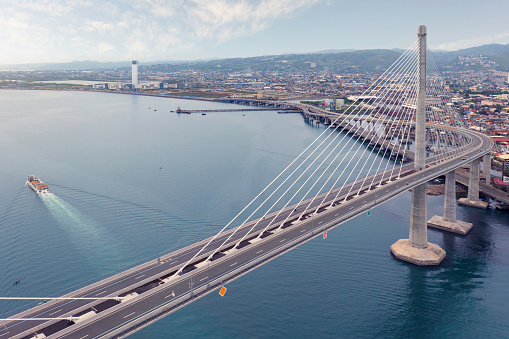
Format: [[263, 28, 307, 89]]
[[205, 62, 416, 257], [293, 54, 421, 219], [228, 42, 421, 247], [173, 40, 420, 275], [364, 69, 420, 189], [328, 56, 421, 203], [274, 46, 420, 225], [426, 52, 464, 161], [324, 51, 420, 205], [364, 62, 420, 188]]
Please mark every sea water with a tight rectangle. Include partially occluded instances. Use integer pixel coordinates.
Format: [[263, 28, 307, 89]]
[[0, 90, 507, 338]]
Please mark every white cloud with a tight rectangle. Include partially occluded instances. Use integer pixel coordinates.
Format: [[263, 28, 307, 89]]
[[94, 42, 116, 55], [187, 0, 321, 42], [434, 32, 509, 51], [84, 20, 114, 34], [134, 0, 183, 18], [0, 0, 325, 64], [17, 0, 72, 16]]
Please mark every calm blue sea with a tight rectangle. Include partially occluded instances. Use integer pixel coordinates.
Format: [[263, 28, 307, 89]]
[[0, 90, 508, 338]]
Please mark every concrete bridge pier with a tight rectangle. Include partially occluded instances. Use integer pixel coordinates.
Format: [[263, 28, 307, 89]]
[[427, 171, 473, 235], [483, 154, 491, 184], [458, 157, 489, 209], [390, 182, 446, 265], [390, 25, 445, 266]]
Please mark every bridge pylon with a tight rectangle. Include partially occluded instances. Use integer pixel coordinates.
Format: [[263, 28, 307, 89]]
[[390, 25, 446, 265]]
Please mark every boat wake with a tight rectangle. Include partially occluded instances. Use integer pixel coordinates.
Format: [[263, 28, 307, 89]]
[[41, 193, 94, 230], [40, 193, 119, 264]]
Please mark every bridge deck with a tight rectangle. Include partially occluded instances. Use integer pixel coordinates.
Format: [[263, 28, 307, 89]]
[[455, 169, 509, 204]]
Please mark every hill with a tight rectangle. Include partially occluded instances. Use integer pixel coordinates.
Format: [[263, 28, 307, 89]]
[[2, 43, 509, 73], [145, 49, 401, 74], [431, 43, 509, 65]]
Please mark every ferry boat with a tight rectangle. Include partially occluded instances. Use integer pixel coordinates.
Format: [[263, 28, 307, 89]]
[[176, 107, 191, 114], [26, 175, 49, 195]]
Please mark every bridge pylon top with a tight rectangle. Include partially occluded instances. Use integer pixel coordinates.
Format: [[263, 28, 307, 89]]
[[418, 25, 427, 36]]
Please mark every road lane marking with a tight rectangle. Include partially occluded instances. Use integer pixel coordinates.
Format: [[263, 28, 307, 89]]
[[230, 262, 238, 267], [79, 335, 89, 339], [165, 291, 175, 299], [300, 229, 306, 233], [335, 214, 339, 216], [256, 250, 264, 254], [135, 274, 145, 280], [124, 312, 135, 319], [48, 309, 62, 316], [0, 333, 9, 337], [279, 239, 286, 243], [318, 221, 324, 224], [349, 207, 353, 210], [200, 276, 209, 282], [95, 291, 107, 296]]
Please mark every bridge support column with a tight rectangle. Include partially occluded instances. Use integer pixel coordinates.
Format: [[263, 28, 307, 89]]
[[427, 171, 473, 235], [459, 157, 488, 209], [390, 25, 445, 266], [391, 183, 445, 265], [483, 154, 491, 185]]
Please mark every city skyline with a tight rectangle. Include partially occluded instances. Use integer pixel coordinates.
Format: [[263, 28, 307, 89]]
[[1, 0, 509, 65]]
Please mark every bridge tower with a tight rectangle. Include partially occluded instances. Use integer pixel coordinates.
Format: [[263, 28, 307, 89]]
[[390, 25, 446, 265]]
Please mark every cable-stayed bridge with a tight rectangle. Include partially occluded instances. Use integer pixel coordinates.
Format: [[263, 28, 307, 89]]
[[0, 26, 497, 338]]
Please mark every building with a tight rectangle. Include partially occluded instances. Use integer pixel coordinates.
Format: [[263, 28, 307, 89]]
[[132, 60, 139, 85]]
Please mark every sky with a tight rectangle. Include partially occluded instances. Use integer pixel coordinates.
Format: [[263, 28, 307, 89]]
[[1, 0, 509, 65]]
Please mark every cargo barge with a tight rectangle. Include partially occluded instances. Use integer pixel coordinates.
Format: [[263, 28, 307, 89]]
[[26, 175, 49, 195]]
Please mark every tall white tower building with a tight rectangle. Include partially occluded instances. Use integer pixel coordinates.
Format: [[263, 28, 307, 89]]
[[132, 60, 139, 85]]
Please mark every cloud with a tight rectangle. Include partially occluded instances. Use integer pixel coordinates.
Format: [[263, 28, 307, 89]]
[[0, 0, 325, 64], [84, 20, 115, 34], [94, 42, 116, 55], [187, 0, 321, 42], [434, 32, 509, 51], [17, 0, 72, 16], [135, 0, 184, 18]]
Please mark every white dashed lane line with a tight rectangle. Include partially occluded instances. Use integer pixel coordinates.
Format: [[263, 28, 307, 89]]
[[123, 312, 135, 319]]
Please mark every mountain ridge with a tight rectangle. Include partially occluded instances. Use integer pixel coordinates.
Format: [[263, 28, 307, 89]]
[[2, 43, 509, 72]]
